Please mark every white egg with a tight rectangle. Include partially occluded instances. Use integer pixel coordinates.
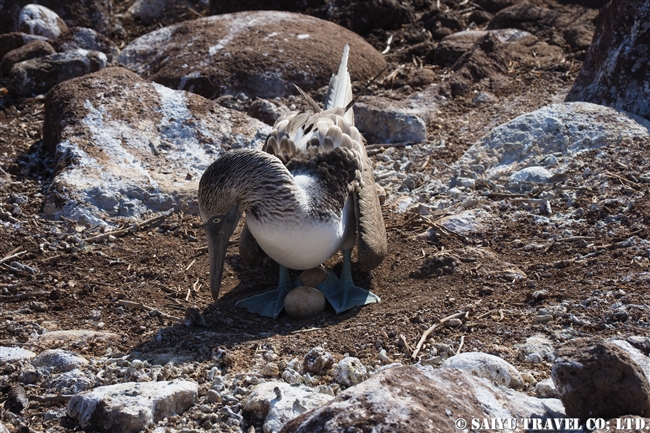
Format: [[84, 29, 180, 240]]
[[299, 267, 328, 287], [284, 286, 327, 318]]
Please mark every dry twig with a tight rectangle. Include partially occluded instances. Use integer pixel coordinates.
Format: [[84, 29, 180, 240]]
[[604, 171, 641, 189], [3, 246, 24, 258], [185, 6, 204, 18], [543, 238, 556, 253], [411, 311, 468, 359], [84, 211, 172, 243], [476, 309, 497, 319], [39, 254, 62, 263], [456, 335, 465, 355], [31, 395, 73, 403], [555, 236, 594, 242], [291, 327, 323, 334], [400, 334, 414, 354], [0, 250, 27, 265], [0, 291, 50, 301]]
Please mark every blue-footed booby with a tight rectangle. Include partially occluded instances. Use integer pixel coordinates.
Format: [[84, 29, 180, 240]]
[[198, 44, 386, 318]]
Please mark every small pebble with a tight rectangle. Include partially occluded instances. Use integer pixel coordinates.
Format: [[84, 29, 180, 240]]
[[7, 384, 29, 414], [333, 357, 368, 386], [263, 363, 280, 377], [532, 290, 549, 301], [378, 349, 391, 364], [11, 203, 22, 217], [303, 347, 334, 375], [521, 371, 536, 383], [207, 389, 221, 403], [281, 368, 303, 385], [534, 378, 558, 398], [533, 314, 553, 324]]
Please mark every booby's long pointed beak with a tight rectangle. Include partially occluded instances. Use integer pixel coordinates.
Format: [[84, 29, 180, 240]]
[[205, 205, 240, 302]]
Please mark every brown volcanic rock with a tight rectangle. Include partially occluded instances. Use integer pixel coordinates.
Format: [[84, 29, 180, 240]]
[[0, 32, 49, 60], [1, 39, 55, 76], [447, 30, 562, 96], [435, 28, 538, 67], [8, 49, 108, 96], [472, 0, 516, 14], [552, 337, 650, 423], [316, 0, 414, 36], [118, 11, 387, 99], [486, 2, 597, 53], [565, 0, 650, 121], [487, 3, 567, 37], [55, 27, 120, 63]]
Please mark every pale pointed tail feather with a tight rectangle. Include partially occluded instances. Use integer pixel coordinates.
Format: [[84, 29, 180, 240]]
[[325, 44, 354, 124], [293, 83, 321, 112]]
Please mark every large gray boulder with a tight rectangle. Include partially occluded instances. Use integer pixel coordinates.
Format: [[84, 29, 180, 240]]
[[552, 337, 650, 423], [67, 380, 198, 432], [0, 346, 36, 365], [42, 66, 269, 226], [31, 349, 88, 373], [17, 4, 68, 39], [118, 11, 387, 99], [354, 96, 428, 144], [455, 102, 650, 179], [281, 365, 565, 432], [55, 26, 120, 63]]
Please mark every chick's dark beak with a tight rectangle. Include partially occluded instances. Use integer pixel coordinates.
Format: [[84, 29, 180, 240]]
[[205, 205, 239, 301]]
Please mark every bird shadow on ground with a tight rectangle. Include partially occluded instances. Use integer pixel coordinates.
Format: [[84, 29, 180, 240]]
[[129, 253, 370, 364]]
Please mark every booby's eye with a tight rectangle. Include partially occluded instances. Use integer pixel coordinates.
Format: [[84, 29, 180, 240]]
[[212, 217, 221, 224]]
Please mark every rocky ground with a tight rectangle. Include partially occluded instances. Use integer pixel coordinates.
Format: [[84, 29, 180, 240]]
[[1, 0, 650, 432]]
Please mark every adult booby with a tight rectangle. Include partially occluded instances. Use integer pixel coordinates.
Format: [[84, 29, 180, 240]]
[[198, 44, 386, 318]]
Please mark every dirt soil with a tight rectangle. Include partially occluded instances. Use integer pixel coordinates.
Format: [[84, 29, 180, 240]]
[[1, 0, 649, 430]]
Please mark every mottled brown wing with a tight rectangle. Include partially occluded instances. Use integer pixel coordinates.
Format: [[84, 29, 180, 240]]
[[263, 108, 363, 161], [354, 144, 387, 271], [262, 112, 306, 163]]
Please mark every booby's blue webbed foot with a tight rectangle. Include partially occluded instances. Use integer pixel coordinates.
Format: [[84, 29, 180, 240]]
[[295, 270, 379, 314], [296, 250, 380, 314], [237, 251, 379, 318], [235, 265, 293, 319]]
